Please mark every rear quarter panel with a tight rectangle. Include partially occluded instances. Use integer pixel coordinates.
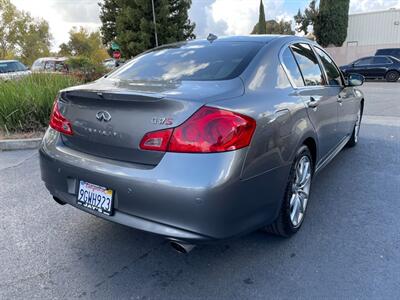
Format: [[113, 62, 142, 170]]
[[210, 38, 317, 181]]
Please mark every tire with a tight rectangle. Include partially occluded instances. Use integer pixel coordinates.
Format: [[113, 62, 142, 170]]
[[265, 145, 313, 237], [385, 70, 399, 82], [346, 106, 362, 148]]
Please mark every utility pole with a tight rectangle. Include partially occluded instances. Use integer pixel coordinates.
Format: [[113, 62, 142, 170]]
[[151, 0, 159, 47]]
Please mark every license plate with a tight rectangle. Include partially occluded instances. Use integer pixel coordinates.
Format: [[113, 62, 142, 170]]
[[77, 180, 114, 216]]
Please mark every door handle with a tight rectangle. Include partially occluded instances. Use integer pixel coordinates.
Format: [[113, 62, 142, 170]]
[[307, 97, 319, 108], [337, 95, 343, 103]]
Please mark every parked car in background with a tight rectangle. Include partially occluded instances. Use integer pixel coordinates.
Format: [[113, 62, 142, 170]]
[[103, 58, 123, 70], [340, 55, 400, 82], [375, 48, 400, 60], [40, 35, 364, 252], [31, 57, 69, 73], [0, 60, 31, 80]]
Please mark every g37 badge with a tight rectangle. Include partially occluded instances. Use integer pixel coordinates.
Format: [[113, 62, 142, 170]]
[[151, 117, 173, 126]]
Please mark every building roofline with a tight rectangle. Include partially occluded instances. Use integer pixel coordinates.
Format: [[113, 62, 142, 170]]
[[350, 8, 400, 17]]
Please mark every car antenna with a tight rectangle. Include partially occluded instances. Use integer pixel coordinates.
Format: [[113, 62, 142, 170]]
[[207, 33, 218, 43]]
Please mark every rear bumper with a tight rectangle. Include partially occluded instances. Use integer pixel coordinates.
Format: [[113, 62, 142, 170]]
[[39, 128, 290, 242]]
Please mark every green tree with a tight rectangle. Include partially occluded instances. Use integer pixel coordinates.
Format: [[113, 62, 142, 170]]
[[315, 0, 350, 47], [253, 0, 267, 34], [0, 0, 51, 64], [251, 19, 294, 35], [58, 43, 71, 57], [99, 0, 118, 54], [294, 0, 318, 35], [60, 27, 108, 63], [18, 19, 51, 65], [99, 0, 196, 58], [0, 0, 19, 58]]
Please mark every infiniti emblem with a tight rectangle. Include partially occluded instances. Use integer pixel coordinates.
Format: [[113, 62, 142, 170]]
[[96, 111, 112, 122]]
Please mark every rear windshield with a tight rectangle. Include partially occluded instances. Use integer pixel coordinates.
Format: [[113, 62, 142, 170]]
[[110, 41, 263, 81], [376, 49, 400, 56], [0, 61, 27, 73]]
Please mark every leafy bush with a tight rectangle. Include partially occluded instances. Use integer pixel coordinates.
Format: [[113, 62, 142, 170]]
[[67, 56, 108, 82], [0, 73, 82, 134]]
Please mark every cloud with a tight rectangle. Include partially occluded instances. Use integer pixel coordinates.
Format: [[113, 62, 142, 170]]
[[10, 0, 400, 53], [11, 0, 101, 51], [189, 0, 228, 38], [210, 0, 285, 35], [190, 0, 287, 37], [349, 0, 400, 13], [50, 0, 100, 23]]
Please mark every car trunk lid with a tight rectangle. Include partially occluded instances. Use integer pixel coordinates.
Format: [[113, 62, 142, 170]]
[[59, 78, 244, 165]]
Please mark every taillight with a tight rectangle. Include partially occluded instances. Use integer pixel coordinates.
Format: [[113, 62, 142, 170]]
[[139, 106, 256, 153], [49, 100, 73, 135], [139, 128, 173, 151]]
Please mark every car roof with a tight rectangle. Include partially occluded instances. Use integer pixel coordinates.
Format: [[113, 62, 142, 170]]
[[35, 57, 68, 61], [377, 48, 400, 51], [151, 35, 314, 53], [193, 34, 312, 44], [357, 55, 392, 59], [0, 60, 19, 63], [202, 35, 288, 43]]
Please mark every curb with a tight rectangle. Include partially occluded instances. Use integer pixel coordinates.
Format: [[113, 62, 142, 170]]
[[0, 138, 42, 151]]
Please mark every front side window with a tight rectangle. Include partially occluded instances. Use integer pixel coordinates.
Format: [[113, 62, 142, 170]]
[[355, 58, 373, 66], [32, 59, 43, 69], [281, 47, 304, 87], [110, 41, 264, 81], [314, 47, 342, 86], [0, 61, 27, 73], [290, 43, 325, 86]]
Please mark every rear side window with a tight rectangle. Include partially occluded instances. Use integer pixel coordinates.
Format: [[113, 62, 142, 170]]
[[110, 41, 264, 81], [291, 43, 325, 86], [372, 57, 391, 64], [314, 47, 342, 86], [281, 47, 304, 87]]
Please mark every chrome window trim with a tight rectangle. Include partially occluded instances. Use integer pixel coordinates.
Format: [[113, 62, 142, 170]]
[[312, 45, 344, 87], [279, 40, 327, 90]]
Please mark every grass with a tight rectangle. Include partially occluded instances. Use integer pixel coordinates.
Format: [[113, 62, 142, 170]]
[[0, 73, 82, 135]]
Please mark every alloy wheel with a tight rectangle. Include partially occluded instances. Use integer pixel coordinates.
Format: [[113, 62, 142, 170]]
[[290, 155, 312, 227], [354, 109, 361, 143], [387, 71, 399, 82]]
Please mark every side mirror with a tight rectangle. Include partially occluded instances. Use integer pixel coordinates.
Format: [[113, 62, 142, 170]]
[[346, 73, 364, 87]]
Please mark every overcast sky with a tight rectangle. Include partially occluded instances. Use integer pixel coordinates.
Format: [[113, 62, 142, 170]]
[[10, 0, 400, 51]]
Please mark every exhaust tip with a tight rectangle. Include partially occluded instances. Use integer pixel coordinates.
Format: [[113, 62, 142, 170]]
[[169, 241, 195, 254], [53, 196, 66, 205]]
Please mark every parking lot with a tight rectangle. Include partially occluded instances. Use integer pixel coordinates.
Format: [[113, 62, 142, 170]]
[[1, 82, 399, 299]]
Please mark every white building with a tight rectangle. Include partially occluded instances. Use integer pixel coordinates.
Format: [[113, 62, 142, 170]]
[[345, 8, 400, 46], [327, 8, 400, 65]]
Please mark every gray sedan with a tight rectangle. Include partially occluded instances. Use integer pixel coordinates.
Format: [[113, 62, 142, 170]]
[[39, 35, 364, 253]]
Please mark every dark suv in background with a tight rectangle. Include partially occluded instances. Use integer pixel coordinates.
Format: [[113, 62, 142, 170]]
[[340, 55, 400, 82], [375, 48, 400, 60]]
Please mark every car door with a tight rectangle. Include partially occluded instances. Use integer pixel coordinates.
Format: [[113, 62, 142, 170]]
[[313, 46, 356, 140], [352, 57, 373, 77], [289, 43, 341, 160], [369, 56, 391, 77]]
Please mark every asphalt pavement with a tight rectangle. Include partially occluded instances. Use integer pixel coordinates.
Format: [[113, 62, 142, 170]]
[[1, 82, 399, 299]]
